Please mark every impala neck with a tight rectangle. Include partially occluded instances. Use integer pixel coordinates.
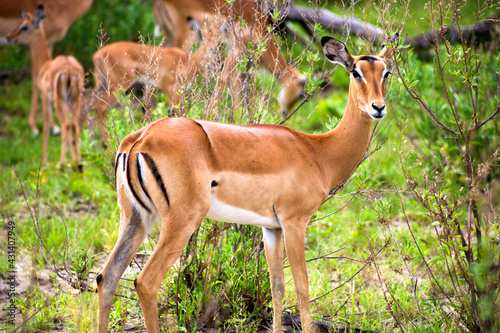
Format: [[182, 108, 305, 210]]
[[30, 24, 52, 74], [319, 86, 374, 191]]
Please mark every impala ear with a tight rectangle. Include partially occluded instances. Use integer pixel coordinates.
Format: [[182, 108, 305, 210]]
[[33, 4, 46, 28], [321, 36, 354, 71], [378, 33, 400, 61]]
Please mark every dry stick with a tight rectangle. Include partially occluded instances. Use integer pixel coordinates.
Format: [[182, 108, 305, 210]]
[[14, 166, 63, 278], [392, 38, 455, 136], [433, 11, 486, 267], [394, 19, 487, 326], [426, 190, 470, 306], [283, 247, 359, 269], [361, 227, 410, 331], [397, 193, 457, 328], [285, 238, 391, 311], [441, 197, 476, 297], [384, 221, 424, 326], [9, 297, 49, 333]]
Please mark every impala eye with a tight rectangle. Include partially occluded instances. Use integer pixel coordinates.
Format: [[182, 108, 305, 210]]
[[383, 71, 392, 79], [351, 70, 361, 79], [20, 25, 29, 32]]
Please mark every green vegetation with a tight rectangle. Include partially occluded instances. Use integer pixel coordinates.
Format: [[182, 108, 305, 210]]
[[1, 0, 499, 332]]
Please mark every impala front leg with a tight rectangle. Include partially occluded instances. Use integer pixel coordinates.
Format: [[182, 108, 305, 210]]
[[29, 65, 40, 135], [40, 91, 51, 164], [284, 222, 314, 333], [263, 227, 285, 333]]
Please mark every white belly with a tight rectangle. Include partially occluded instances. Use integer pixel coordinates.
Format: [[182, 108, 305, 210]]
[[206, 196, 280, 228]]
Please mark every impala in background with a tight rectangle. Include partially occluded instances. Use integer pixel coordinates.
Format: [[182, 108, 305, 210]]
[[153, 0, 306, 115], [7, 6, 84, 168], [1, 0, 92, 136], [90, 25, 217, 142]]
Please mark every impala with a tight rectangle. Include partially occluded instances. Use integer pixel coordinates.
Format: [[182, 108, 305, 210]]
[[7, 6, 84, 166], [96, 34, 399, 332], [91, 27, 215, 142], [1, 0, 92, 135], [153, 0, 306, 114]]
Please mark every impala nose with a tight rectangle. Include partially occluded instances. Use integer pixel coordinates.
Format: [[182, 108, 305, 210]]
[[370, 103, 386, 119]]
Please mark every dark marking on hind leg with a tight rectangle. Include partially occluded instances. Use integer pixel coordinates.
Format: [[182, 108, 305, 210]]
[[142, 152, 170, 206], [106, 207, 144, 287]]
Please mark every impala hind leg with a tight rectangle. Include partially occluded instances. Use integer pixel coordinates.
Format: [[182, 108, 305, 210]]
[[54, 94, 69, 164], [97, 208, 149, 333], [284, 223, 314, 333], [263, 228, 285, 333], [135, 213, 206, 333]]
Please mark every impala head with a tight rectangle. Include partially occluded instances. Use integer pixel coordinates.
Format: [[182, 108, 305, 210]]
[[6, 5, 46, 45], [322, 33, 399, 120]]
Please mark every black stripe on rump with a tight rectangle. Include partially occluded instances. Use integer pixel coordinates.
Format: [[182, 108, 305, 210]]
[[126, 144, 151, 213], [136, 153, 152, 202], [122, 153, 127, 172], [142, 153, 170, 206], [114, 153, 122, 189]]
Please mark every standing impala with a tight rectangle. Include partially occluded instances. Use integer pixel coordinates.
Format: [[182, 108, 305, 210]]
[[1, 0, 93, 135], [153, 0, 306, 114], [96, 34, 399, 332], [7, 6, 84, 166]]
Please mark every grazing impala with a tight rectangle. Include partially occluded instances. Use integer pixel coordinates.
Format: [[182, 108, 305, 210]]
[[1, 0, 93, 135], [96, 34, 399, 332], [91, 28, 215, 142], [7, 6, 84, 166], [153, 0, 306, 114]]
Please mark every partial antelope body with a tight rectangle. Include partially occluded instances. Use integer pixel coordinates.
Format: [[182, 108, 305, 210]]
[[97, 34, 399, 333], [0, 0, 92, 135], [91, 35, 212, 142], [153, 0, 306, 114], [7, 6, 84, 166]]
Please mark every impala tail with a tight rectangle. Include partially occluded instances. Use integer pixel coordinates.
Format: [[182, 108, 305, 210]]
[[53, 61, 84, 167], [54, 66, 83, 114]]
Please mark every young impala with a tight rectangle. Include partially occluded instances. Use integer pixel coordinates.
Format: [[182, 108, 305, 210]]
[[1, 0, 93, 136], [91, 26, 215, 142], [7, 6, 84, 167], [96, 34, 399, 332]]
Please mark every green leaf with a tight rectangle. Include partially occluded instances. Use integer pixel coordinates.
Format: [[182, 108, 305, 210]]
[[427, 256, 447, 264]]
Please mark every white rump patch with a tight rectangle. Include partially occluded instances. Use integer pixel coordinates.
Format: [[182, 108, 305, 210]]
[[206, 196, 280, 228]]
